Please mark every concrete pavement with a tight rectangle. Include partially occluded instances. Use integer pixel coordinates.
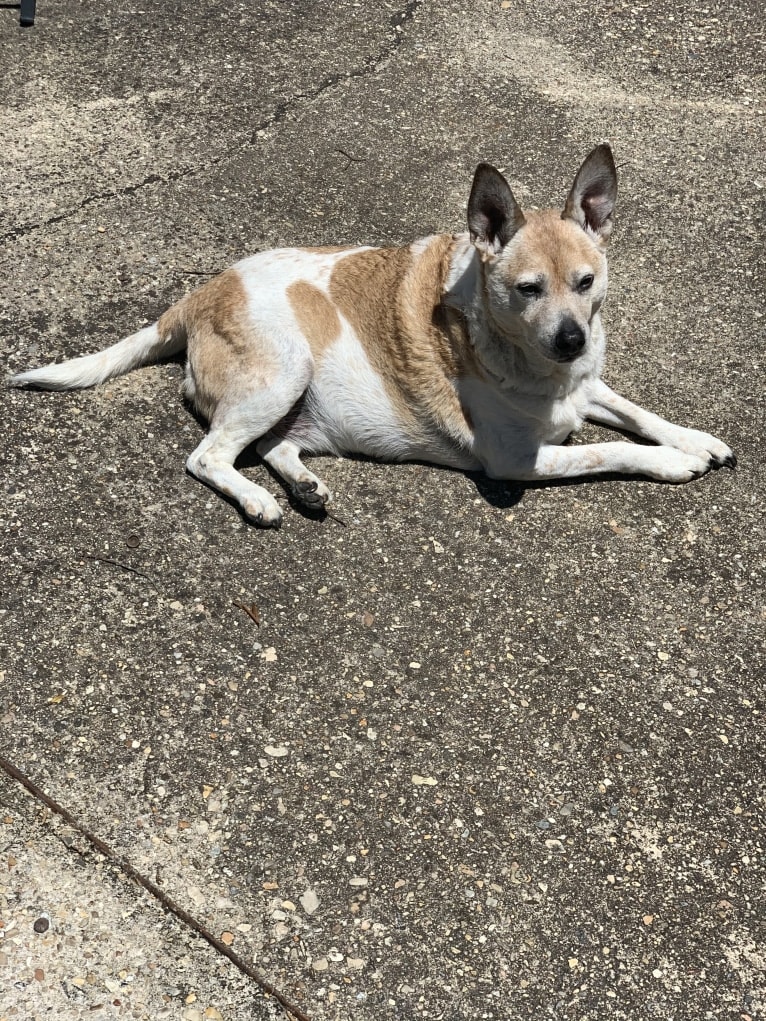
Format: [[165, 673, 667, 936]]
[[1, 1, 764, 1018]]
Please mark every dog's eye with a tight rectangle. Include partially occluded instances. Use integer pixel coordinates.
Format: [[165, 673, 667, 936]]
[[577, 274, 595, 291], [516, 282, 542, 298]]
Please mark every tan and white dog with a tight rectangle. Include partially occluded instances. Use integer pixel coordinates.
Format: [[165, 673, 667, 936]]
[[12, 145, 735, 527]]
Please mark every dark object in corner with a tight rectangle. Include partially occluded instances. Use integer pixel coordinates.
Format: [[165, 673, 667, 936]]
[[20, 0, 36, 26]]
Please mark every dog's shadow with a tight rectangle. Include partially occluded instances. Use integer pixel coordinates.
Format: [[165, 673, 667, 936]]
[[466, 471, 526, 509], [236, 447, 531, 522]]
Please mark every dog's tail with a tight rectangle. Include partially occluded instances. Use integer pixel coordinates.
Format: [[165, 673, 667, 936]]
[[9, 308, 187, 391]]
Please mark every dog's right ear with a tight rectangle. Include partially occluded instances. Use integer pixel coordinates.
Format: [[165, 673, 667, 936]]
[[468, 163, 526, 256]]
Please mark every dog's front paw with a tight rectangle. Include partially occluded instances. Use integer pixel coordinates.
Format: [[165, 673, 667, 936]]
[[671, 428, 737, 470], [644, 447, 713, 483]]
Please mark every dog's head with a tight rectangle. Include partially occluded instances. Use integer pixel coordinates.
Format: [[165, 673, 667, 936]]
[[467, 145, 617, 367]]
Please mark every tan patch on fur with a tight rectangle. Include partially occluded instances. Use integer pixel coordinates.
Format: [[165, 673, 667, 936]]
[[287, 280, 341, 355], [584, 448, 605, 470], [329, 236, 477, 448], [161, 269, 276, 420]]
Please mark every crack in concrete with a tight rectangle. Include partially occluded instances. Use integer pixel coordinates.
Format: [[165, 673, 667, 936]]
[[249, 0, 421, 140], [0, 0, 422, 247]]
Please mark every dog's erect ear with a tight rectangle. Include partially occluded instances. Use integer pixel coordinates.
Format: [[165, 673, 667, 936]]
[[468, 163, 526, 255], [562, 144, 618, 246]]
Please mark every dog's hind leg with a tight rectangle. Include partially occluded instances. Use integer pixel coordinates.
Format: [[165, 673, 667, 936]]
[[187, 375, 312, 527], [256, 435, 332, 509], [183, 296, 319, 524], [187, 413, 283, 527]]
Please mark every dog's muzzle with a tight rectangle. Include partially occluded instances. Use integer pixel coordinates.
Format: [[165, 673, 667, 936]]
[[552, 319, 587, 362]]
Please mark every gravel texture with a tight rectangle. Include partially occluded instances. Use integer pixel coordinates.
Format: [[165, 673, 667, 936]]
[[1, 1, 764, 1019]]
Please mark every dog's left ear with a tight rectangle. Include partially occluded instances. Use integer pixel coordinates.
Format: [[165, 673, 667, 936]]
[[468, 163, 526, 256], [562, 144, 618, 246]]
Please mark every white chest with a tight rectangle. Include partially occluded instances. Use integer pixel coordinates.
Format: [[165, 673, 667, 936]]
[[544, 394, 586, 443], [458, 376, 589, 474]]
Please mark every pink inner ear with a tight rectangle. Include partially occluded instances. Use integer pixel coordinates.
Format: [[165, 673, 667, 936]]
[[583, 193, 612, 230]]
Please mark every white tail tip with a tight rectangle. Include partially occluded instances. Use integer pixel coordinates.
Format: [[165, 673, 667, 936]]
[[9, 324, 176, 392]]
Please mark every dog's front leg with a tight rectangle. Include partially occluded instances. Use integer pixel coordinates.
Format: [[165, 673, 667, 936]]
[[585, 379, 736, 469], [489, 440, 718, 484]]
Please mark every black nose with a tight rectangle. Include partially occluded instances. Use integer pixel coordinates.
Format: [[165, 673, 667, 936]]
[[553, 319, 586, 361]]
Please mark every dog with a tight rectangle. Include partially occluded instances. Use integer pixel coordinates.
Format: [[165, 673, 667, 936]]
[[11, 144, 735, 527]]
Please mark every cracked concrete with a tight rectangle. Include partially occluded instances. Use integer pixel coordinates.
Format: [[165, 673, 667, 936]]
[[1, 1, 765, 1020], [2, 1, 423, 247]]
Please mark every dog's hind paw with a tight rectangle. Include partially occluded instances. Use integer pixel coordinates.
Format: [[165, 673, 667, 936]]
[[293, 478, 331, 509], [242, 493, 283, 528]]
